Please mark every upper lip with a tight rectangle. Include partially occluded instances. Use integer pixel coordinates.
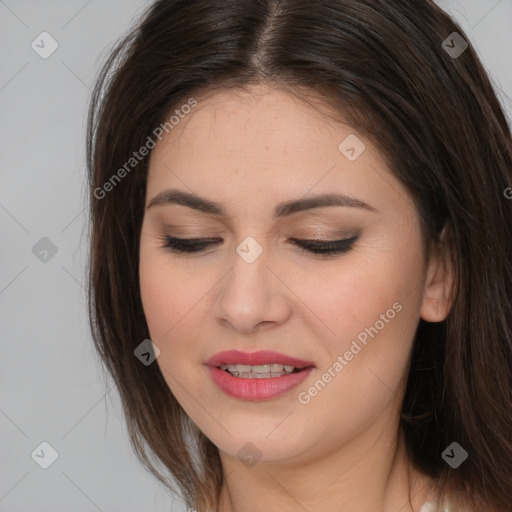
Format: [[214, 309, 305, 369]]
[[205, 350, 315, 369]]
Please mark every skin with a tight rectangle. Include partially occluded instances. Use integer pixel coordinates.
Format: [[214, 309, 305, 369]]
[[139, 83, 455, 512]]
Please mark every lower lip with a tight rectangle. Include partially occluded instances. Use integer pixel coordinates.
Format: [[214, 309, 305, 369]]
[[206, 366, 315, 401]]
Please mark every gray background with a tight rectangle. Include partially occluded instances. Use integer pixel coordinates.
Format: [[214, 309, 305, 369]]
[[1, 1, 511, 511]]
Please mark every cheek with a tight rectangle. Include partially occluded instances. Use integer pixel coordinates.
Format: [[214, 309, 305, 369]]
[[139, 250, 188, 343], [296, 241, 423, 380], [139, 256, 201, 398], [298, 261, 399, 338], [138, 248, 216, 380], [288, 271, 419, 445]]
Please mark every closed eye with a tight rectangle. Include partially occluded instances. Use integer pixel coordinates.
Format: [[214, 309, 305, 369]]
[[158, 235, 358, 257]]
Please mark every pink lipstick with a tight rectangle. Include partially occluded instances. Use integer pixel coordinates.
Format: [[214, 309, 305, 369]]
[[204, 350, 315, 401]]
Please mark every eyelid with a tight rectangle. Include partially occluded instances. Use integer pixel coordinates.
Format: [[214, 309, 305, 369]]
[[158, 234, 359, 257]]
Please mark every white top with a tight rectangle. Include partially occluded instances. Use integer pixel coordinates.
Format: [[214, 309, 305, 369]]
[[419, 502, 451, 512]]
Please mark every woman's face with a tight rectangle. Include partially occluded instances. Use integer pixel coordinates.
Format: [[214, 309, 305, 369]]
[[139, 84, 442, 466]]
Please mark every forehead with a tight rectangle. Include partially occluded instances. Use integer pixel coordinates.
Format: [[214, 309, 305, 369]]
[[149, 84, 378, 175], [155, 84, 355, 152], [145, 84, 413, 225]]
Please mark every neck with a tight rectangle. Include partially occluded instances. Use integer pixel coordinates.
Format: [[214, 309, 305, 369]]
[[216, 420, 437, 512]]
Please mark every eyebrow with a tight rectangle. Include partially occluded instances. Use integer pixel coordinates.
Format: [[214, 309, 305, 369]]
[[146, 188, 378, 217]]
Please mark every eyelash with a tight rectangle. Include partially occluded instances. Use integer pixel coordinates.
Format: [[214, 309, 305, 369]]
[[158, 235, 358, 257]]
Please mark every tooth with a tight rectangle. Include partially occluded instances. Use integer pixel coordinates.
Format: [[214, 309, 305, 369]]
[[235, 364, 252, 372], [252, 364, 271, 373], [220, 365, 228, 370], [284, 365, 295, 372], [226, 364, 238, 372], [231, 370, 295, 378], [270, 364, 284, 372]]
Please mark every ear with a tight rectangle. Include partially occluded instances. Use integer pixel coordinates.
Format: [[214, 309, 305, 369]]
[[420, 224, 456, 322]]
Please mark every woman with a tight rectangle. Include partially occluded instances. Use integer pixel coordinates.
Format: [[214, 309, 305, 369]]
[[86, 1, 512, 510]]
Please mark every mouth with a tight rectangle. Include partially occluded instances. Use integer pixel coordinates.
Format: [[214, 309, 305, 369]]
[[204, 350, 316, 400], [205, 349, 315, 375], [217, 363, 310, 379]]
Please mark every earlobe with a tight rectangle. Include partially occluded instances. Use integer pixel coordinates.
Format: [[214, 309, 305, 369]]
[[419, 225, 456, 323]]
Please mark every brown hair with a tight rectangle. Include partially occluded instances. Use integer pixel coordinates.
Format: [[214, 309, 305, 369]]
[[86, 1, 512, 510]]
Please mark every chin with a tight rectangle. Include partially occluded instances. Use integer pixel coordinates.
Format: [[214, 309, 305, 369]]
[[205, 422, 313, 465]]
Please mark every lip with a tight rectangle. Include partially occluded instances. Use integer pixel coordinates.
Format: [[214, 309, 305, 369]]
[[206, 366, 315, 401], [204, 350, 316, 401], [204, 350, 315, 369]]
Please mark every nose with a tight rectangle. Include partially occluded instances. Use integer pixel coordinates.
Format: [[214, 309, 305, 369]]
[[214, 244, 292, 334]]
